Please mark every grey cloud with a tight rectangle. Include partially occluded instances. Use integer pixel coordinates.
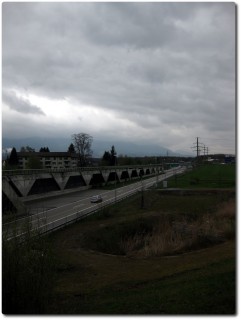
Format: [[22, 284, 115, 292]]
[[2, 2, 236, 154], [3, 90, 46, 115]]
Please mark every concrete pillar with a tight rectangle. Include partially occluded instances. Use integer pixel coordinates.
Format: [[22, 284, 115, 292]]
[[2, 177, 26, 214], [52, 172, 72, 190], [116, 169, 122, 180], [81, 173, 93, 186], [101, 170, 109, 182], [10, 175, 36, 197]]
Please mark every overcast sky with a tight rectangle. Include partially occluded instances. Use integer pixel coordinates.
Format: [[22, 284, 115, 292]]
[[2, 2, 236, 155]]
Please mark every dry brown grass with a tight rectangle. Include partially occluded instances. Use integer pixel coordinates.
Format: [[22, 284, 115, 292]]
[[120, 198, 235, 258], [216, 198, 236, 219]]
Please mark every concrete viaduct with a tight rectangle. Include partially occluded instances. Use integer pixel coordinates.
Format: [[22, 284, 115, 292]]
[[2, 164, 163, 213]]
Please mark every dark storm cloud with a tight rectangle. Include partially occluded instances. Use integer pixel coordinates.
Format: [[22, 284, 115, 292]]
[[2, 2, 236, 154]]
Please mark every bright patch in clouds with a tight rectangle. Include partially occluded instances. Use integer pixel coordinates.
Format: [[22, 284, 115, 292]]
[[23, 93, 78, 121], [6, 91, 140, 142], [2, 2, 236, 155]]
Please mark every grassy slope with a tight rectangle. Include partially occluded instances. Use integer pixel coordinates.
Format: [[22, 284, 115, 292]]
[[48, 190, 236, 315], [79, 256, 235, 314], [50, 234, 235, 314]]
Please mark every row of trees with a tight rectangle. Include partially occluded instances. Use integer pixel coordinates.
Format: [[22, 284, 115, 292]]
[[6, 132, 194, 170], [7, 132, 178, 168], [5, 133, 113, 169], [19, 146, 50, 153]]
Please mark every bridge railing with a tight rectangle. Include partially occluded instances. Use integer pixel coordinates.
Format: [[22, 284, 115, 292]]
[[2, 164, 163, 176], [4, 178, 153, 241], [37, 183, 146, 235], [4, 167, 185, 241], [4, 168, 185, 240]]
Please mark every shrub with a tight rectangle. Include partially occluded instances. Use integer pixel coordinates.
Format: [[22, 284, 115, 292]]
[[119, 199, 235, 257], [2, 222, 56, 314]]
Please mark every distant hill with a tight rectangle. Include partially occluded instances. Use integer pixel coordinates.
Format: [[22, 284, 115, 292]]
[[2, 136, 189, 159]]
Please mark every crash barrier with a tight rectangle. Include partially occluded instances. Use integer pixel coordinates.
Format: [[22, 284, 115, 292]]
[[4, 167, 185, 241], [4, 179, 152, 241]]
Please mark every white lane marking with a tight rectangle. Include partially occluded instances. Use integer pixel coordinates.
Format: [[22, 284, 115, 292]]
[[3, 169, 185, 227]]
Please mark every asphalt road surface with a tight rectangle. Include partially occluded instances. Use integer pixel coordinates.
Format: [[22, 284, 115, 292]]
[[3, 167, 185, 238]]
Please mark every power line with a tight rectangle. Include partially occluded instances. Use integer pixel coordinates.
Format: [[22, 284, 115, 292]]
[[191, 137, 205, 158], [201, 137, 235, 141]]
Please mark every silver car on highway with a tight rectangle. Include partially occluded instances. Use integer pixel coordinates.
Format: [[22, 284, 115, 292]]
[[90, 195, 103, 203]]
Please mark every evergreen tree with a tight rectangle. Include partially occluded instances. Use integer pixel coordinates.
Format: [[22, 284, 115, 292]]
[[102, 151, 111, 165], [101, 146, 117, 166], [39, 147, 50, 152], [110, 145, 117, 166], [8, 147, 18, 167], [68, 143, 75, 153]]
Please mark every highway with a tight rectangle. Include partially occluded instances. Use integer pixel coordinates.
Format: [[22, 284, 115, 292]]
[[3, 166, 185, 239]]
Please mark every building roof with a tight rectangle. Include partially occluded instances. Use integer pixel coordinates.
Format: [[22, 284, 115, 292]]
[[17, 152, 78, 158]]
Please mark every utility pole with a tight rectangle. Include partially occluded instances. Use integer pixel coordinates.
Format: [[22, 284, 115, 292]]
[[203, 145, 209, 158], [191, 137, 205, 162], [197, 137, 199, 158], [191, 137, 200, 159]]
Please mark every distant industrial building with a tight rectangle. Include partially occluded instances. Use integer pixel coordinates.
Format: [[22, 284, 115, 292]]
[[224, 155, 236, 164]]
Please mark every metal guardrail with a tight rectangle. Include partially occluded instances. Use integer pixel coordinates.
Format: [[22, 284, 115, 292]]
[[4, 167, 184, 241], [4, 182, 145, 241], [39, 188, 141, 235]]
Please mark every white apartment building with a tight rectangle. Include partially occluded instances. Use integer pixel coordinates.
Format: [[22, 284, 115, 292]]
[[17, 152, 79, 169]]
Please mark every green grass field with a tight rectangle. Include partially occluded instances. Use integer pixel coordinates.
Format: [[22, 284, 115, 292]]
[[161, 164, 235, 189]]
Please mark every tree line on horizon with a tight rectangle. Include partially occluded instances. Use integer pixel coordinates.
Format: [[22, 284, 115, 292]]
[[4, 132, 195, 170], [4, 133, 119, 169]]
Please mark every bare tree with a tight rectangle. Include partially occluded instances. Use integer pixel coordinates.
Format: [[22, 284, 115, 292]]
[[72, 133, 93, 167], [20, 146, 35, 152]]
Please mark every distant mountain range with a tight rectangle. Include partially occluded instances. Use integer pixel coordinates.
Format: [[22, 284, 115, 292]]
[[2, 136, 191, 159]]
